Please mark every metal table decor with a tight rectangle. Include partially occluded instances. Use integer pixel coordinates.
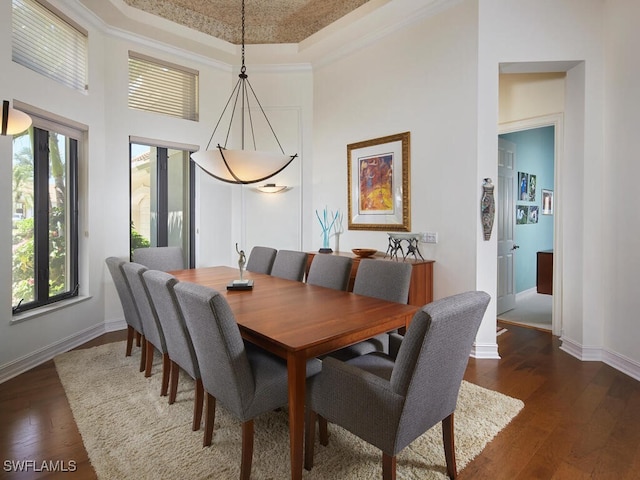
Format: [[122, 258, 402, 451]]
[[385, 233, 424, 261]]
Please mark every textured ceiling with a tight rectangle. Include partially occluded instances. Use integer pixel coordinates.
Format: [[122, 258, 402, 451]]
[[122, 0, 371, 44]]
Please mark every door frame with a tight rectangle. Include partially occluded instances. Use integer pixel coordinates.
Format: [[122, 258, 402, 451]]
[[498, 113, 564, 336]]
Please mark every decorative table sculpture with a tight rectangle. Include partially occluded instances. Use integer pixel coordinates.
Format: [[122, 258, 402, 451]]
[[316, 207, 340, 253], [385, 233, 424, 261], [481, 178, 495, 241], [227, 243, 253, 290]]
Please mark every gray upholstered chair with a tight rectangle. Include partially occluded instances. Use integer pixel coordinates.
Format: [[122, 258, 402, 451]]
[[328, 259, 413, 361], [306, 254, 353, 291], [173, 281, 321, 480], [305, 291, 491, 480], [133, 246, 184, 271], [121, 262, 170, 397], [105, 257, 146, 369], [270, 250, 308, 282], [142, 270, 204, 431], [245, 246, 277, 274]]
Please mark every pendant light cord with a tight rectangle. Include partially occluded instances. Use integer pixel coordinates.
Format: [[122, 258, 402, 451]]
[[240, 0, 246, 75]]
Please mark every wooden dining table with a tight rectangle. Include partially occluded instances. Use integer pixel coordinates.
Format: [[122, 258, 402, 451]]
[[170, 265, 419, 480]]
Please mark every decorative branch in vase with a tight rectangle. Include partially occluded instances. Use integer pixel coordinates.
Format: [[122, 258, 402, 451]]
[[316, 207, 340, 253]]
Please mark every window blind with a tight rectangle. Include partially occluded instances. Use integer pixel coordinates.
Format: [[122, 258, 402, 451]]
[[128, 52, 199, 121], [12, 0, 88, 92]]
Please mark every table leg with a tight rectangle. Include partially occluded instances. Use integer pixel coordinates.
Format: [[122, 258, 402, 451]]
[[287, 351, 306, 480]]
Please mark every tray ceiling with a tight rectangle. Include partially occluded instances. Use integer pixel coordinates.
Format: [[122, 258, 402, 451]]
[[122, 0, 372, 44]]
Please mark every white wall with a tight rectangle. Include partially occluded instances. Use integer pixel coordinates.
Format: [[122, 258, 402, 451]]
[[310, 1, 492, 352], [499, 73, 565, 124], [602, 0, 640, 370]]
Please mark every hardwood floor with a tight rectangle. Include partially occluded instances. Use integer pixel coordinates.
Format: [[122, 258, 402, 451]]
[[1, 324, 639, 479]]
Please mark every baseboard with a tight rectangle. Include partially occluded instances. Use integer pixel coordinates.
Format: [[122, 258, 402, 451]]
[[471, 342, 500, 359], [560, 336, 640, 382], [0, 320, 126, 384]]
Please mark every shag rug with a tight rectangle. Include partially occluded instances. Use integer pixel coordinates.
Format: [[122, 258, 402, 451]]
[[54, 342, 523, 479]]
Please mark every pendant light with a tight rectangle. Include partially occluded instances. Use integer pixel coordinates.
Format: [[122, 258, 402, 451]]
[[1, 100, 32, 136], [191, 0, 297, 184]]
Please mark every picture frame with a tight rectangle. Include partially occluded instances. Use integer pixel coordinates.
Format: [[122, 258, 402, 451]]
[[347, 132, 410, 231], [542, 189, 554, 215]]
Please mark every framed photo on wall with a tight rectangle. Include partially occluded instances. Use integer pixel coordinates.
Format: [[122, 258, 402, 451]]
[[542, 189, 554, 215], [347, 132, 410, 231]]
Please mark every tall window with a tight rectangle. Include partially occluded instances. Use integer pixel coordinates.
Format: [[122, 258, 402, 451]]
[[128, 52, 199, 121], [12, 0, 88, 92], [130, 141, 195, 267], [12, 121, 80, 313]]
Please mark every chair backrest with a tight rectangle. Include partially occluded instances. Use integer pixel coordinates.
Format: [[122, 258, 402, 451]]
[[270, 250, 308, 282], [392, 291, 490, 451], [105, 257, 144, 334], [352, 258, 412, 303], [245, 246, 277, 274], [121, 262, 167, 353], [173, 282, 255, 419], [133, 246, 184, 271], [142, 270, 200, 380], [306, 254, 353, 291]]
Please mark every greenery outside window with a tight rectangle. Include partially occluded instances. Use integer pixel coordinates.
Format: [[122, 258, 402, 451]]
[[130, 140, 196, 268], [12, 121, 80, 314]]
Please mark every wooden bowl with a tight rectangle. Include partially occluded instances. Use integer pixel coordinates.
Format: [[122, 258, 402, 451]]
[[352, 248, 377, 258]]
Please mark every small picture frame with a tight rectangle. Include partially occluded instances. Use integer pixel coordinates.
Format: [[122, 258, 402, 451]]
[[542, 189, 554, 215], [516, 205, 528, 224]]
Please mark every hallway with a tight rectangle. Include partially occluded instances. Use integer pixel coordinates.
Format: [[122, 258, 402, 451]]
[[498, 290, 552, 332]]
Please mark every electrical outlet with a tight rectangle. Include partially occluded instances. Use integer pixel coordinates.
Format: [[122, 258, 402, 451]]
[[423, 232, 438, 244]]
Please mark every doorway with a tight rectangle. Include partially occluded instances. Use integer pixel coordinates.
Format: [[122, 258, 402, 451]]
[[498, 115, 562, 335]]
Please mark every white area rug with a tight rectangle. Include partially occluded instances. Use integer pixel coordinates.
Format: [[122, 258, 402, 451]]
[[55, 342, 524, 479]]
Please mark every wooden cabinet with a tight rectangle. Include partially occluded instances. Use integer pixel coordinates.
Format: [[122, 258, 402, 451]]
[[306, 251, 434, 307], [536, 250, 553, 295]]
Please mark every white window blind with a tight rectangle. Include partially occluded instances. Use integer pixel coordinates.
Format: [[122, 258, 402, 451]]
[[12, 0, 88, 92], [128, 52, 199, 121]]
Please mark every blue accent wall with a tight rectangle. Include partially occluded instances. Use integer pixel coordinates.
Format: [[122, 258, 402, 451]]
[[500, 126, 554, 293]]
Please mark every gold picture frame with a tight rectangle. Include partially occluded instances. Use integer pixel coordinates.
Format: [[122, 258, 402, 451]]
[[347, 132, 410, 231]]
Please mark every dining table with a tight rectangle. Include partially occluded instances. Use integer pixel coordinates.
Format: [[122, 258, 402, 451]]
[[170, 265, 419, 480]]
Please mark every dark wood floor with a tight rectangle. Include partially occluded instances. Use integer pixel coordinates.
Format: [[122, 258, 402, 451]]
[[1, 323, 639, 479]]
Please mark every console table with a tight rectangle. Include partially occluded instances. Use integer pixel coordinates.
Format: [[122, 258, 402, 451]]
[[306, 251, 434, 306]]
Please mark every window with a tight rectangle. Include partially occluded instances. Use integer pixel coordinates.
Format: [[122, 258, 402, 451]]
[[12, 0, 88, 92], [130, 140, 196, 267], [12, 120, 80, 314], [128, 52, 199, 121]]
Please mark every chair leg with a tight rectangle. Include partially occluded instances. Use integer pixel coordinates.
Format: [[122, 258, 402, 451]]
[[168, 361, 179, 404], [139, 336, 147, 372], [203, 392, 216, 447], [192, 378, 204, 431], [125, 325, 134, 356], [382, 453, 396, 480], [240, 420, 254, 480], [442, 413, 457, 479], [144, 340, 154, 377], [160, 353, 171, 396], [319, 415, 329, 446], [304, 409, 317, 471], [136, 331, 142, 347]]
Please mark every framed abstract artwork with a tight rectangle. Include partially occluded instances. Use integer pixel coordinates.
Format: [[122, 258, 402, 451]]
[[347, 132, 410, 231]]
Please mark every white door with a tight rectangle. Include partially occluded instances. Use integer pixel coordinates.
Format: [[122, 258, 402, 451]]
[[497, 138, 518, 314]]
